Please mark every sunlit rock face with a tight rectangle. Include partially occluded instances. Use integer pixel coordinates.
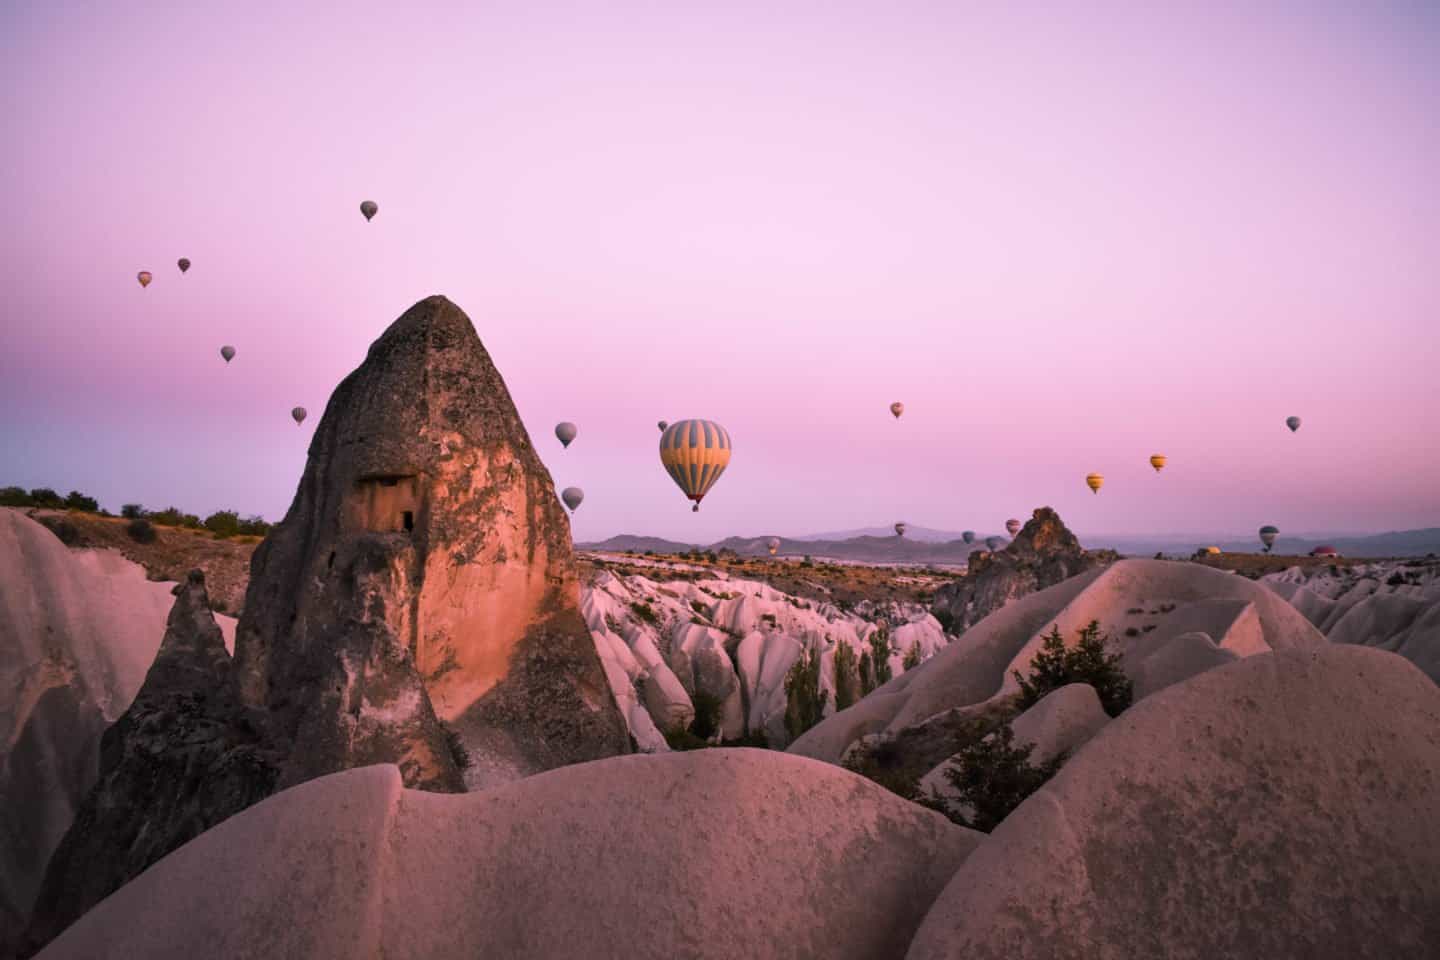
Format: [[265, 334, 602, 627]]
[[234, 295, 629, 791]]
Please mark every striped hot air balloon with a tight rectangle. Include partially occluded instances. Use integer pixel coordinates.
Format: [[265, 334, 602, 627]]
[[659, 419, 732, 512], [1150, 454, 1167, 473], [1259, 525, 1279, 553], [1086, 473, 1104, 494], [1005, 518, 1021, 537]]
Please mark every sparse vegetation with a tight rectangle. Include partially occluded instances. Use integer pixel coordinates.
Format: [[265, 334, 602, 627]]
[[688, 690, 725, 742], [441, 722, 472, 772], [126, 518, 158, 544], [121, 503, 145, 519], [629, 601, 659, 625], [784, 646, 829, 740], [832, 640, 860, 711], [902, 641, 922, 671], [38, 515, 80, 546], [858, 627, 893, 695], [919, 720, 1065, 832], [1014, 621, 1133, 717]]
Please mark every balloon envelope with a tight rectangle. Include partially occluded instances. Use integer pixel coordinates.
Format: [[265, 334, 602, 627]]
[[1259, 525, 1279, 552], [962, 531, 975, 544], [1286, 416, 1301, 433], [555, 422, 577, 448], [1086, 473, 1104, 494], [177, 258, 190, 273], [360, 200, 378, 221], [890, 402, 904, 419], [136, 271, 152, 288], [985, 536, 1004, 551], [1150, 454, 1167, 473], [657, 421, 668, 432], [767, 537, 780, 556], [659, 419, 732, 510], [894, 522, 906, 537], [291, 407, 307, 425], [1005, 518, 1021, 537], [220, 345, 236, 363], [561, 487, 584, 512]]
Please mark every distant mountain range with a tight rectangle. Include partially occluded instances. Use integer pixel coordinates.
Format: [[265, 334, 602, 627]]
[[578, 527, 1440, 562]]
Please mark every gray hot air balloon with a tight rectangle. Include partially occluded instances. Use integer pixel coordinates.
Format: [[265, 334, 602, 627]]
[[177, 258, 190, 273], [1005, 518, 1021, 537], [1259, 525, 1279, 553], [657, 421, 668, 432], [220, 345, 236, 363], [767, 537, 780, 556], [1285, 416, 1301, 433], [561, 487, 584, 512], [962, 530, 976, 544], [894, 522, 907, 537], [985, 536, 1004, 551], [291, 406, 307, 425], [555, 422, 577, 448], [360, 200, 378, 222]]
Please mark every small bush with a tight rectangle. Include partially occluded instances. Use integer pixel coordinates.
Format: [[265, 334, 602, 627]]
[[63, 490, 99, 512], [921, 721, 1064, 832], [1014, 621, 1133, 717], [690, 599, 709, 617], [126, 518, 158, 544], [859, 627, 893, 696], [441, 722, 471, 772], [902, 642, 922, 671], [29, 488, 64, 509], [784, 645, 829, 740], [204, 510, 241, 538], [39, 516, 80, 546], [0, 486, 32, 506], [1124, 627, 1139, 638], [121, 503, 145, 519], [629, 601, 658, 625], [689, 690, 724, 741], [833, 641, 860, 711], [1387, 573, 1407, 587]]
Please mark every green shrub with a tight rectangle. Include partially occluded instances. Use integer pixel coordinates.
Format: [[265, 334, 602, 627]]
[[148, 507, 201, 529], [121, 503, 145, 519], [63, 490, 99, 512], [0, 486, 32, 507], [440, 722, 471, 771], [833, 641, 860, 711], [859, 628, 893, 695], [204, 510, 241, 538], [921, 720, 1064, 832], [902, 642, 922, 671], [29, 488, 63, 509], [689, 690, 724, 741], [784, 646, 829, 740], [629, 601, 658, 625], [1014, 621, 1133, 717], [932, 607, 958, 635], [126, 518, 158, 544], [39, 516, 80, 546]]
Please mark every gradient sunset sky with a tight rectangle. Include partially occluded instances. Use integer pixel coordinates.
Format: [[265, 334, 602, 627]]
[[2, 2, 1437, 542]]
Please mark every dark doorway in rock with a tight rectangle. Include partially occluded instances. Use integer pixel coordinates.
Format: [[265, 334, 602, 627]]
[[402, 511, 414, 532]]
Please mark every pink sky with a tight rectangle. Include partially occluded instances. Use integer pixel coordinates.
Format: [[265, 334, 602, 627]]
[[2, 2, 1437, 541]]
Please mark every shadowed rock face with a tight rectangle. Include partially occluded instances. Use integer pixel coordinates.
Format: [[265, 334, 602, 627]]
[[23, 571, 279, 954], [234, 295, 629, 790], [931, 507, 1111, 636]]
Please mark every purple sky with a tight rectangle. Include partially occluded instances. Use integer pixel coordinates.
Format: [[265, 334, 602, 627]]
[[3, 2, 1437, 541]]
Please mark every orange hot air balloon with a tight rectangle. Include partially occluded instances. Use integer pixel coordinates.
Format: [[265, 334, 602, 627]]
[[1085, 473, 1104, 494], [1149, 454, 1167, 473]]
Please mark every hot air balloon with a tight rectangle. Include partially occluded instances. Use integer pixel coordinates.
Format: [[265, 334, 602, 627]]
[[895, 522, 907, 537], [1150, 454, 1167, 473], [1085, 473, 1104, 494], [985, 536, 1004, 551], [659, 419, 731, 512], [177, 258, 190, 274], [1005, 518, 1021, 537], [291, 407, 307, 425], [1285, 416, 1301, 433], [220, 345, 236, 363], [767, 537, 780, 556], [890, 402, 904, 420], [561, 487, 584, 512], [360, 200, 378, 222], [962, 531, 976, 544], [136, 271, 152, 288], [1259, 525, 1279, 553], [555, 422, 577, 448], [657, 421, 668, 432]]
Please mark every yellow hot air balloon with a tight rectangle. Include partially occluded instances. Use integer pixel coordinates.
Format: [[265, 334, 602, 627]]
[[1149, 454, 1167, 473], [660, 419, 732, 512], [1085, 473, 1104, 494]]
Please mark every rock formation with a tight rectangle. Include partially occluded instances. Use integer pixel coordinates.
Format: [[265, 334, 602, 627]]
[[233, 295, 629, 790], [35, 752, 981, 960], [0, 509, 236, 954], [906, 646, 1440, 959], [930, 507, 1113, 636], [23, 571, 277, 953]]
